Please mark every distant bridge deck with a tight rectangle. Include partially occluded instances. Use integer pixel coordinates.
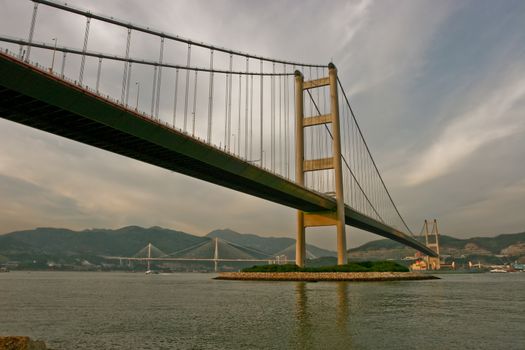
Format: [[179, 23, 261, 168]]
[[103, 257, 283, 263], [0, 51, 437, 257]]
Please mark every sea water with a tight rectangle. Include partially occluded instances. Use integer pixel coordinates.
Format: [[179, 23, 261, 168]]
[[1, 271, 524, 349]]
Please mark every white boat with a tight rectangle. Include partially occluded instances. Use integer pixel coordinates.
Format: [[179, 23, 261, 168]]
[[489, 268, 508, 273]]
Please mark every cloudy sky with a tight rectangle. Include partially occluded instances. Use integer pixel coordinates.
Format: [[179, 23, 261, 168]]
[[0, 0, 524, 249]]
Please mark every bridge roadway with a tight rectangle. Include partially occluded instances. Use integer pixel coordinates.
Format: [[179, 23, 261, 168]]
[[0, 52, 437, 257]]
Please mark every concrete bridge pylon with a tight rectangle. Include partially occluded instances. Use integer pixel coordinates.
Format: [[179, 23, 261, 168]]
[[294, 63, 347, 267]]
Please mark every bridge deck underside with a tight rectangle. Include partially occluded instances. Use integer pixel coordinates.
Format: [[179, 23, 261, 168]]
[[0, 53, 436, 257]]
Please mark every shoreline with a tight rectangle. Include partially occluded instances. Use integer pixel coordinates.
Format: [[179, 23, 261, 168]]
[[214, 271, 439, 282]]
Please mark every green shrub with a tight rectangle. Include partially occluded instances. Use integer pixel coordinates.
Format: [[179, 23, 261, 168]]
[[241, 261, 409, 273]]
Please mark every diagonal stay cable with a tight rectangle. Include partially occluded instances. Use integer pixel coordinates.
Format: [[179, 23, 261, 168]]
[[165, 239, 211, 257], [305, 89, 384, 224], [218, 238, 275, 258], [336, 77, 414, 236], [132, 244, 166, 258]]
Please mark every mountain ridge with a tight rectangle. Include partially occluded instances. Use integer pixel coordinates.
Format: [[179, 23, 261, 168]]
[[348, 231, 525, 261], [1, 226, 523, 265], [0, 226, 337, 263]]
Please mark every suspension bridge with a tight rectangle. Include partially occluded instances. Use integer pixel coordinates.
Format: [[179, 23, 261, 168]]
[[0, 0, 437, 267]]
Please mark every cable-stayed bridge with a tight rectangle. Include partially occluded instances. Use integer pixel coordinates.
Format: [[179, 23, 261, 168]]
[[0, 0, 437, 267], [104, 239, 292, 272]]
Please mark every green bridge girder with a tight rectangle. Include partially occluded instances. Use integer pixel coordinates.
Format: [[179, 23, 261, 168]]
[[0, 52, 437, 258]]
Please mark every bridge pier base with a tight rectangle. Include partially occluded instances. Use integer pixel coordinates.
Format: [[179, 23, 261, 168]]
[[296, 212, 306, 268]]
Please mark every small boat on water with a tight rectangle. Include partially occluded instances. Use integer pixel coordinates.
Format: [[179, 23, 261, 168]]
[[489, 268, 508, 273], [145, 270, 159, 275]]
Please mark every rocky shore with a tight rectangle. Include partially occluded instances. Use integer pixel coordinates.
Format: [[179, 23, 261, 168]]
[[0, 336, 48, 350], [215, 271, 439, 282]]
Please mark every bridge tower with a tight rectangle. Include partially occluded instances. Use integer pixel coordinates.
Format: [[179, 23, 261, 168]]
[[213, 237, 219, 272], [146, 242, 152, 272], [294, 63, 347, 267], [424, 219, 441, 270]]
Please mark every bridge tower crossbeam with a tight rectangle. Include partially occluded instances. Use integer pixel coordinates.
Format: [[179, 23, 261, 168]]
[[294, 63, 347, 267]]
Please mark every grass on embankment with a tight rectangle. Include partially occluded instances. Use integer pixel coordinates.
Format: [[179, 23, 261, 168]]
[[241, 261, 409, 273]]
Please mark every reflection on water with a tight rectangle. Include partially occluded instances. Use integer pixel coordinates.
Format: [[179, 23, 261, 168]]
[[292, 282, 353, 349], [336, 282, 349, 331], [293, 283, 311, 349]]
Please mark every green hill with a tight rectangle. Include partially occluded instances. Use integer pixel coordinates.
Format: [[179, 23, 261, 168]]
[[1, 226, 523, 268], [348, 231, 525, 261], [0, 226, 206, 262], [0, 226, 336, 268]]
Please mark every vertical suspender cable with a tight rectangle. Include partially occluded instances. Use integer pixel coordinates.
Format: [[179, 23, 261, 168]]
[[367, 155, 373, 217], [221, 68, 226, 147], [60, 52, 67, 78], [343, 98, 351, 204], [355, 118, 365, 213], [121, 28, 132, 103], [316, 67, 320, 112], [183, 44, 192, 131], [271, 62, 275, 171], [125, 63, 132, 105], [173, 68, 179, 127], [244, 58, 249, 157], [224, 61, 230, 148], [207, 50, 214, 143], [284, 66, 288, 178], [79, 16, 91, 85], [278, 66, 282, 174], [135, 81, 140, 111], [249, 72, 254, 160], [227, 54, 233, 150], [315, 67, 320, 192], [260, 59, 264, 167], [289, 64, 295, 179], [368, 149, 373, 217], [95, 57, 102, 92], [192, 70, 198, 136], [150, 65, 157, 116], [25, 3, 39, 62], [362, 142, 367, 215], [155, 37, 165, 117], [307, 66, 313, 181], [237, 74, 242, 155], [351, 116, 356, 207]]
